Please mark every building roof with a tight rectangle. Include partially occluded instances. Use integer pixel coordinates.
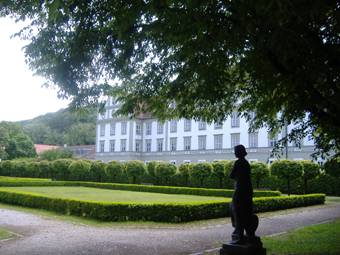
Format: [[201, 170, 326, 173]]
[[34, 144, 59, 154], [66, 145, 96, 160]]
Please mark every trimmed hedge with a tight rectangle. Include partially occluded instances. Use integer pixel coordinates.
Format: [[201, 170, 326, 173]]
[[0, 189, 325, 222], [0, 180, 281, 198]]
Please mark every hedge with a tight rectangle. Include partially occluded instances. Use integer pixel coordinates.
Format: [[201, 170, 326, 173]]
[[0, 180, 281, 198], [0, 189, 325, 222]]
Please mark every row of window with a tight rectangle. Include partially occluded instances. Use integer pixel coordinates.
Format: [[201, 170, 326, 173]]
[[100, 115, 250, 137], [99, 134, 279, 152]]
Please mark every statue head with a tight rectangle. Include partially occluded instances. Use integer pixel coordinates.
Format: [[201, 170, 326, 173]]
[[234, 144, 247, 158]]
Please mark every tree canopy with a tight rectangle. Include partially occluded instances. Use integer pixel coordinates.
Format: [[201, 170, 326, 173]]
[[1, 0, 339, 156]]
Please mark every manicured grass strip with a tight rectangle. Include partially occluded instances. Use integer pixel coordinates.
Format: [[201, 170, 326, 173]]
[[0, 228, 16, 241], [0, 187, 231, 203], [263, 218, 340, 255]]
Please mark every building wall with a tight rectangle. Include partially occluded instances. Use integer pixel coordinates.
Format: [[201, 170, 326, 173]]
[[95, 97, 324, 166]]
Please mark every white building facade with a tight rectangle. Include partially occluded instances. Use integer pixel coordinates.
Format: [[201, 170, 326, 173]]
[[95, 97, 323, 166]]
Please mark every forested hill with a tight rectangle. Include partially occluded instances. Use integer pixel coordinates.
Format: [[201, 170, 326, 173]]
[[16, 108, 97, 146]]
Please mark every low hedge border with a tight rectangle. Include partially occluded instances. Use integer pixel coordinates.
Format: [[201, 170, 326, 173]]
[[0, 189, 325, 222], [0, 181, 281, 198]]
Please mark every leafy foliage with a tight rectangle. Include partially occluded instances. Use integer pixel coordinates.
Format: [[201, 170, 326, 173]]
[[27, 161, 40, 178], [323, 157, 340, 179], [189, 162, 213, 188], [51, 158, 73, 181], [270, 159, 304, 196], [155, 161, 177, 186], [211, 160, 227, 189], [178, 162, 190, 187], [105, 160, 124, 183], [39, 148, 75, 161], [91, 160, 106, 182], [250, 161, 270, 188], [300, 160, 320, 194], [69, 160, 91, 181], [1, 1, 339, 157], [124, 160, 146, 184]]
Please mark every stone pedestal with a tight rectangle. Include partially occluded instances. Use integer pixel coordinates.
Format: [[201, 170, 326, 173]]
[[220, 236, 266, 255]]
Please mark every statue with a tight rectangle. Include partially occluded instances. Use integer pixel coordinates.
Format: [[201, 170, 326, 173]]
[[229, 145, 258, 245]]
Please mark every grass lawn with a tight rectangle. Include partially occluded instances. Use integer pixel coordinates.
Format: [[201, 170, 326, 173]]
[[0, 228, 16, 241], [0, 186, 231, 203], [262, 218, 340, 255]]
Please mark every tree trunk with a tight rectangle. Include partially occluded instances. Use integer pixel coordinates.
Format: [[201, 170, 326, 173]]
[[98, 175, 101, 182], [165, 177, 168, 186], [133, 176, 136, 184], [304, 178, 307, 194], [287, 179, 290, 196], [200, 179, 203, 188], [185, 176, 188, 187], [219, 177, 223, 189]]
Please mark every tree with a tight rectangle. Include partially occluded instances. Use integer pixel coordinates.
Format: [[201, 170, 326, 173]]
[[323, 157, 340, 179], [14, 160, 28, 177], [1, 160, 14, 177], [155, 162, 177, 186], [91, 160, 106, 182], [178, 162, 190, 187], [52, 158, 73, 181], [188, 162, 213, 188], [1, 1, 339, 157], [27, 161, 40, 178], [39, 148, 75, 161], [224, 160, 236, 178], [38, 160, 52, 178], [105, 160, 124, 183], [300, 160, 320, 194], [146, 160, 159, 185], [69, 160, 91, 181], [0, 126, 9, 160], [270, 159, 304, 196], [250, 161, 270, 188], [68, 123, 96, 145], [124, 160, 146, 184], [211, 160, 227, 189]]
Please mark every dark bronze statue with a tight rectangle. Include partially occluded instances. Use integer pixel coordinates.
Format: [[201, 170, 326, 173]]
[[229, 145, 258, 245]]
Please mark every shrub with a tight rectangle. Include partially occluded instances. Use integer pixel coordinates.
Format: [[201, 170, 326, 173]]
[[125, 160, 146, 184], [300, 160, 320, 194], [1, 160, 14, 177], [146, 160, 159, 184], [178, 162, 190, 187], [323, 157, 340, 179], [105, 160, 124, 183], [69, 160, 91, 181], [52, 158, 73, 181], [38, 160, 51, 178], [27, 161, 40, 178], [211, 160, 228, 189], [250, 161, 270, 188], [189, 162, 213, 188], [155, 162, 177, 186], [270, 159, 304, 196], [91, 160, 106, 182]]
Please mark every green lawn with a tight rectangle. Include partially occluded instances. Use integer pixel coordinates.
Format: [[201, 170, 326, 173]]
[[0, 186, 231, 203], [0, 228, 15, 241], [262, 218, 340, 255]]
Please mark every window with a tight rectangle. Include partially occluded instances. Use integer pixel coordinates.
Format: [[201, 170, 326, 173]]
[[136, 124, 141, 134], [250, 111, 256, 121], [170, 138, 177, 151], [170, 160, 176, 165], [268, 133, 278, 147], [184, 119, 191, 131], [231, 134, 240, 148], [199, 136, 206, 150], [157, 140, 163, 151], [110, 124, 116, 135], [135, 142, 141, 152], [146, 140, 151, 152], [100, 125, 105, 136], [214, 135, 222, 149], [231, 112, 239, 127], [158, 123, 163, 134], [146, 124, 151, 135], [170, 120, 177, 132], [249, 133, 258, 148], [184, 137, 191, 150], [110, 140, 115, 152], [199, 119, 206, 130], [121, 123, 127, 135], [214, 120, 222, 129], [121, 140, 126, 152], [100, 141, 104, 152]]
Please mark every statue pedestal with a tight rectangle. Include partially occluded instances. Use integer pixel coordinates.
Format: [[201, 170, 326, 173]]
[[220, 236, 266, 255]]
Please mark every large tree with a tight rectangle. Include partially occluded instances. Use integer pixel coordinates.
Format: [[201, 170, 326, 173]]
[[1, 0, 339, 157]]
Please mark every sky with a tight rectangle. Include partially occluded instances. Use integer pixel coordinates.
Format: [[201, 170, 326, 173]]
[[0, 17, 70, 122]]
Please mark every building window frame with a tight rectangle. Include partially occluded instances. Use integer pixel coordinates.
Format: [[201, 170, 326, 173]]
[[231, 111, 239, 127], [100, 125, 105, 136], [110, 124, 116, 136], [110, 140, 115, 152], [184, 119, 191, 131], [199, 119, 206, 130], [120, 139, 126, 152], [199, 136, 206, 150], [121, 123, 127, 135], [170, 120, 177, 132]]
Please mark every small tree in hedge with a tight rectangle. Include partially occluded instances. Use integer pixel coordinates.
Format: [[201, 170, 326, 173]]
[[15, 160, 27, 177], [52, 158, 73, 181], [178, 162, 190, 187], [146, 160, 160, 184], [189, 162, 213, 188], [323, 156, 340, 179], [270, 159, 303, 196], [38, 160, 51, 178], [91, 160, 106, 182], [211, 160, 227, 189], [1, 160, 14, 177], [69, 160, 91, 181], [105, 160, 124, 183], [300, 160, 320, 194], [27, 161, 40, 178], [125, 160, 146, 184], [224, 160, 236, 188], [250, 161, 270, 188], [155, 162, 177, 186]]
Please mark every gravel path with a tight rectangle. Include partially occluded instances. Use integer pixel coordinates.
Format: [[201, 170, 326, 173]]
[[0, 203, 340, 255]]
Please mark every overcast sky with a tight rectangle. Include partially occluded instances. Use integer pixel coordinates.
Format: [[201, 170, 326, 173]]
[[0, 17, 70, 122]]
